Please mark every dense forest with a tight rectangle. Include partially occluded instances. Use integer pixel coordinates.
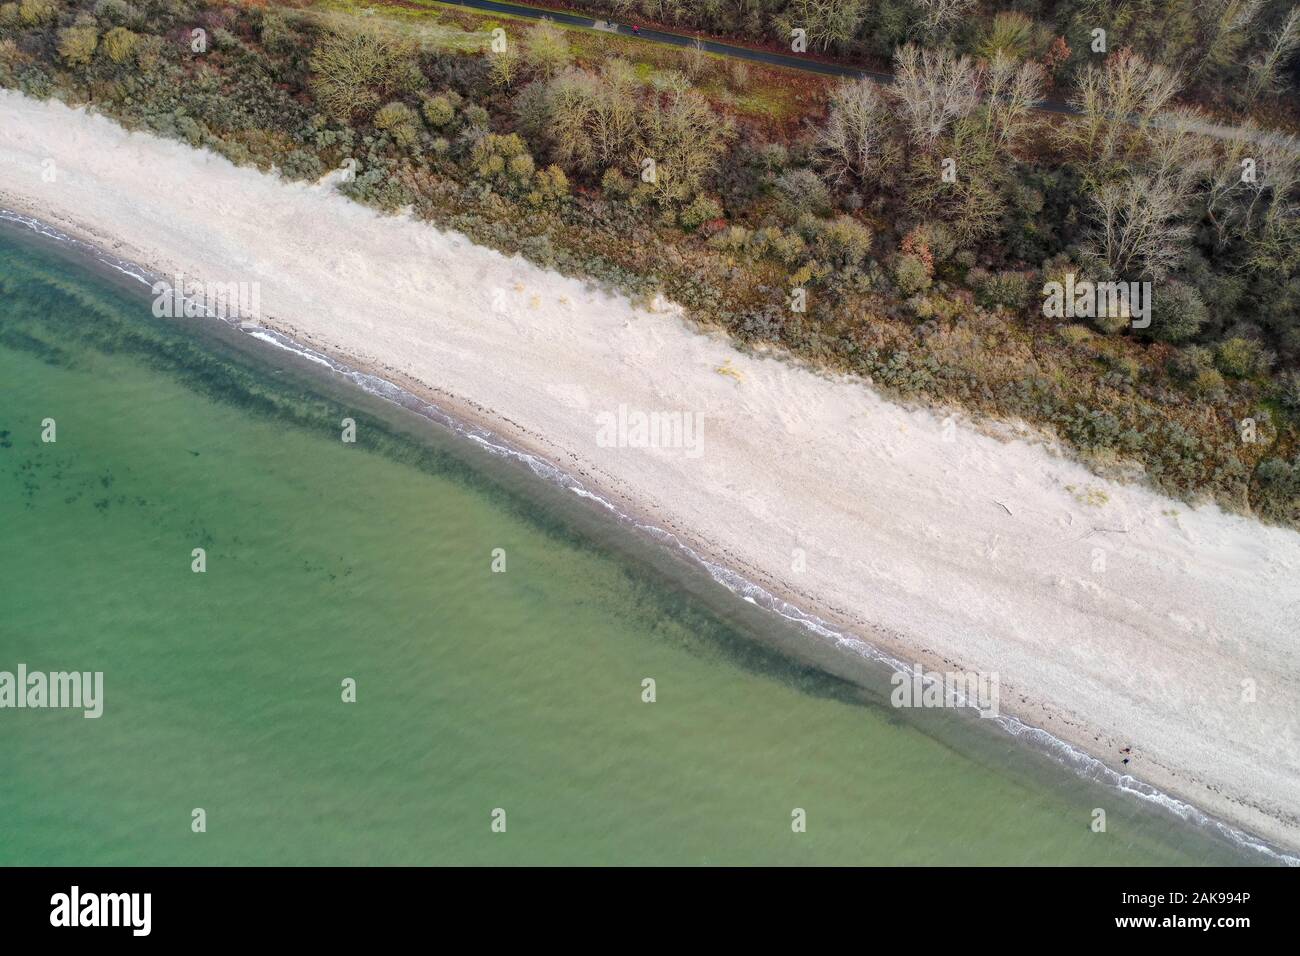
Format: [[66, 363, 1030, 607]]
[[1, 0, 1298, 525]]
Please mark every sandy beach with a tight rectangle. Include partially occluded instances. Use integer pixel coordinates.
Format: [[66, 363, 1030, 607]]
[[3, 90, 1299, 857]]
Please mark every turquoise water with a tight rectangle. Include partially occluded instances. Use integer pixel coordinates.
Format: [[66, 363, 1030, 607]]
[[0, 217, 1267, 865]]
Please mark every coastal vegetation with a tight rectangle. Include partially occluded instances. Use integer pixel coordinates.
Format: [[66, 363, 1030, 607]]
[[2, 0, 1299, 525]]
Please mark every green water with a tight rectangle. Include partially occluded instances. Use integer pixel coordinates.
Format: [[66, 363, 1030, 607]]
[[0, 220, 1263, 865]]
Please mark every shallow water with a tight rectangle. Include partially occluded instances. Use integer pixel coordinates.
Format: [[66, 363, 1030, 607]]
[[0, 218, 1268, 865]]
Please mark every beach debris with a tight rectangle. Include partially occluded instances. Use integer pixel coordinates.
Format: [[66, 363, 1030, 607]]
[[1066, 484, 1110, 507], [994, 499, 1013, 516], [715, 359, 744, 382]]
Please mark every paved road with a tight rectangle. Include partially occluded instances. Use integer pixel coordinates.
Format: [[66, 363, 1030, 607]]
[[442, 0, 1294, 142], [450, 0, 894, 81], [441, 0, 1075, 113]]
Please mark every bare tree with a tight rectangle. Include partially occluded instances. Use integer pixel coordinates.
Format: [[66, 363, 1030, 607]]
[[889, 44, 981, 147], [817, 76, 891, 184], [683, 37, 708, 81], [1060, 49, 1181, 166], [980, 53, 1045, 153], [309, 26, 417, 123], [1144, 106, 1215, 197], [1204, 121, 1258, 246], [910, 0, 977, 40], [1196, 0, 1265, 77], [524, 19, 571, 79], [544, 61, 639, 172], [1248, 6, 1300, 101], [1085, 174, 1193, 279], [489, 42, 522, 90], [637, 77, 735, 202], [774, 0, 869, 53], [1244, 134, 1300, 271]]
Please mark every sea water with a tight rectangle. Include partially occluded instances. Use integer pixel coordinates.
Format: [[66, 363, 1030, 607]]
[[0, 217, 1274, 865]]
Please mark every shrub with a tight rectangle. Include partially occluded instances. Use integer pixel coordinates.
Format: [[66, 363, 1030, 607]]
[[680, 195, 723, 231], [726, 59, 750, 91], [770, 230, 806, 265], [92, 0, 137, 27], [309, 28, 416, 122], [507, 152, 536, 181], [470, 133, 536, 195], [100, 26, 137, 64], [1214, 337, 1262, 378], [528, 164, 569, 204], [894, 254, 932, 296], [57, 24, 99, 66], [772, 168, 830, 221], [1169, 345, 1214, 381], [1278, 370, 1300, 410], [1146, 280, 1207, 344], [1058, 324, 1093, 347], [374, 101, 418, 132], [132, 33, 162, 73], [974, 270, 1031, 311], [978, 12, 1034, 61], [17, 0, 57, 26], [1253, 456, 1300, 526], [601, 167, 631, 198], [259, 8, 294, 54], [711, 225, 752, 252], [421, 93, 455, 128], [1192, 368, 1226, 398], [815, 215, 874, 269]]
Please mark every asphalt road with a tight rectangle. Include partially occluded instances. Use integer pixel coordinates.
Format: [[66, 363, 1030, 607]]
[[441, 0, 1289, 140], [441, 0, 1078, 113]]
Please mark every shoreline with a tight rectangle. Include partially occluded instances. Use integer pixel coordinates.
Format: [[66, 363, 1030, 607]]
[[3, 90, 1299, 861], [5, 205, 1295, 867]]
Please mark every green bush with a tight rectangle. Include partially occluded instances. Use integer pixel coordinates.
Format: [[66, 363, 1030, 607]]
[[814, 215, 873, 269], [1146, 280, 1208, 344], [421, 93, 455, 128], [1169, 345, 1214, 381], [374, 101, 417, 132], [680, 195, 723, 231], [894, 255, 932, 296], [1214, 337, 1262, 378], [100, 26, 137, 64], [975, 270, 1031, 311], [18, 0, 57, 27], [1192, 368, 1226, 398], [601, 167, 631, 198], [977, 12, 1034, 61], [57, 24, 99, 66]]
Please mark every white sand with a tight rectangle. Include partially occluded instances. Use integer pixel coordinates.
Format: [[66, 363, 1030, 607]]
[[3, 90, 1299, 855]]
